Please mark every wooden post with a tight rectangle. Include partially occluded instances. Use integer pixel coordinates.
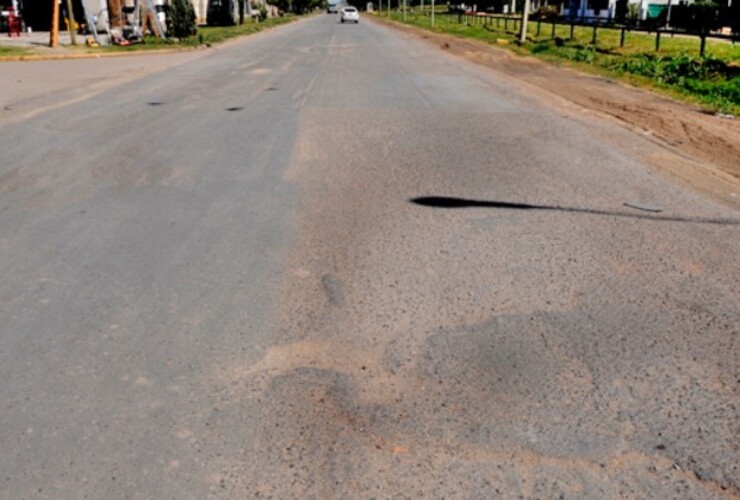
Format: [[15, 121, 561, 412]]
[[50, 0, 60, 47], [700, 32, 707, 56], [551, 19, 556, 38], [620, 26, 626, 47], [591, 24, 597, 44], [536, 18, 541, 36], [655, 30, 661, 51], [570, 20, 574, 39]]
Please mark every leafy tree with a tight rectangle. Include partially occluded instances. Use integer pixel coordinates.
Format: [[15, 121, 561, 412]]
[[671, 1, 722, 32], [272, 0, 323, 13]]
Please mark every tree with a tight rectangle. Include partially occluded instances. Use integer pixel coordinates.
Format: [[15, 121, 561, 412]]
[[167, 0, 198, 37], [671, 1, 722, 32], [107, 0, 123, 28], [273, 0, 323, 14], [615, 0, 628, 23]]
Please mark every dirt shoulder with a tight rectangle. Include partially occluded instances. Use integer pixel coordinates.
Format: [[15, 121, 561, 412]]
[[372, 16, 740, 207]]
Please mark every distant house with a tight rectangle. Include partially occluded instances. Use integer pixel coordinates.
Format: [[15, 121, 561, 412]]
[[562, 0, 727, 21]]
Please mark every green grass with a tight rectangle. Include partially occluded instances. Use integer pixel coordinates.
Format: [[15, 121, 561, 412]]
[[196, 16, 295, 44], [381, 10, 740, 114], [0, 46, 32, 57]]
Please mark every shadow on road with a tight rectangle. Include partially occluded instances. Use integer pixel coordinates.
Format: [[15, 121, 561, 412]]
[[410, 196, 740, 226]]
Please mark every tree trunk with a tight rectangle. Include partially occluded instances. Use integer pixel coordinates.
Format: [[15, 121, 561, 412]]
[[108, 0, 123, 28]]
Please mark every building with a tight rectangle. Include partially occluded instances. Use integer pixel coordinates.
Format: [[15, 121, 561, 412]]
[[562, 0, 734, 21]]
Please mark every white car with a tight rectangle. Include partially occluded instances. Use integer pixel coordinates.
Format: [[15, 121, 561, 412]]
[[340, 6, 359, 23]]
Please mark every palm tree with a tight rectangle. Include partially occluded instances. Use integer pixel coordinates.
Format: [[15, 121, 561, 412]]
[[108, 0, 123, 27]]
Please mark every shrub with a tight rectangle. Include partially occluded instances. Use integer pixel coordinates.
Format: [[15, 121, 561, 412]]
[[607, 53, 740, 109], [670, 1, 723, 32], [609, 54, 738, 83], [167, 0, 198, 38], [534, 5, 559, 20], [572, 46, 596, 63]]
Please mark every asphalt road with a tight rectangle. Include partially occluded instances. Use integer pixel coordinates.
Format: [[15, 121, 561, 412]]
[[1, 14, 738, 499]]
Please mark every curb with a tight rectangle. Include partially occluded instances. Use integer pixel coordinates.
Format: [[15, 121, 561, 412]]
[[0, 45, 206, 63]]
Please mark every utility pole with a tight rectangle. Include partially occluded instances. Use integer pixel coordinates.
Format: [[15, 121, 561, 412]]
[[403, 0, 406, 21], [519, 0, 530, 42], [431, 0, 434, 27], [50, 0, 59, 47], [65, 0, 77, 45]]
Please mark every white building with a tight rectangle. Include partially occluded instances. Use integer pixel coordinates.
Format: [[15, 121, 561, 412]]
[[564, 0, 699, 20]]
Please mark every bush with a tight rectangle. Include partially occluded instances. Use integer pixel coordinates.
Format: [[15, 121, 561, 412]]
[[571, 46, 596, 63], [167, 0, 198, 38], [608, 53, 740, 109], [533, 5, 559, 20], [670, 1, 723, 32], [609, 54, 738, 83]]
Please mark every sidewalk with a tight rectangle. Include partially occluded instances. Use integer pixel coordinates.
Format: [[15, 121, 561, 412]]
[[1, 30, 79, 51]]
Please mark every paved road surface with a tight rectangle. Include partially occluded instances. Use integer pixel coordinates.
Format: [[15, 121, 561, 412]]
[[1, 15, 738, 499]]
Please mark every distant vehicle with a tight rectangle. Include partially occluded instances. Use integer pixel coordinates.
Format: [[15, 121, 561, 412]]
[[340, 6, 359, 22], [327, 0, 342, 13]]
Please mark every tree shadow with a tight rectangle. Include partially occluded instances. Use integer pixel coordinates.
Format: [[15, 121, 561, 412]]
[[410, 196, 740, 226]]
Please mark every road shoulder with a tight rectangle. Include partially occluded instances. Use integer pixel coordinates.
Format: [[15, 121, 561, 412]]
[[370, 16, 740, 208]]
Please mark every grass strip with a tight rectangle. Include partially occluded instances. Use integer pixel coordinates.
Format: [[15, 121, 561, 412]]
[[0, 46, 32, 57]]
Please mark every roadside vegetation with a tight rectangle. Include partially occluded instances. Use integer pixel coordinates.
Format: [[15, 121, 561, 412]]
[[98, 16, 295, 52], [0, 13, 295, 60], [0, 46, 32, 57], [381, 10, 740, 114]]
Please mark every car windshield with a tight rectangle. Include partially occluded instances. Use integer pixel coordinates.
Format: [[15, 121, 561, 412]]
[[343, 7, 357, 11]]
